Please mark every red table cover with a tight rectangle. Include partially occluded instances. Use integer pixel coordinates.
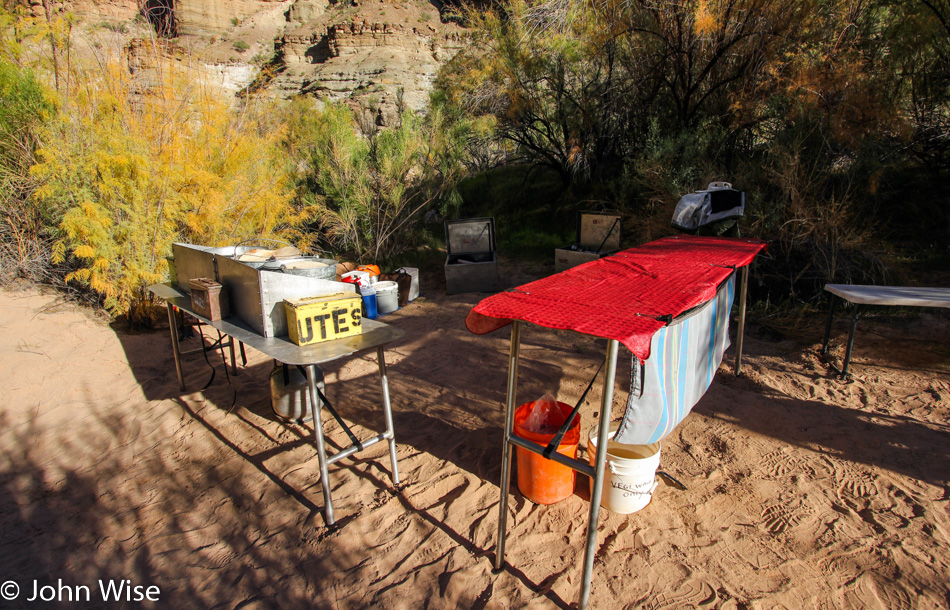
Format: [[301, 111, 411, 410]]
[[465, 235, 767, 361]]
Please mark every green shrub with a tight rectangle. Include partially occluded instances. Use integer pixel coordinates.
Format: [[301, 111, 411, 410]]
[[283, 98, 468, 264], [0, 59, 55, 282]]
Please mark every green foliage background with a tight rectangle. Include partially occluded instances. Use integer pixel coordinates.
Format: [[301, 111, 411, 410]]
[[0, 0, 949, 318], [437, 0, 950, 302]]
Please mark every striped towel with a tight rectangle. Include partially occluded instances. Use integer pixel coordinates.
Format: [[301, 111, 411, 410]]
[[613, 273, 735, 445]]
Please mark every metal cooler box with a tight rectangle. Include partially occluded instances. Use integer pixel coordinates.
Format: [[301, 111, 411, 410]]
[[172, 243, 229, 292], [171, 242, 269, 292], [444, 217, 500, 295], [216, 254, 353, 338], [554, 211, 622, 273], [171, 242, 352, 338]]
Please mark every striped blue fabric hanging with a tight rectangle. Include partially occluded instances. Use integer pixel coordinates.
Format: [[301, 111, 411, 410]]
[[614, 273, 736, 445]]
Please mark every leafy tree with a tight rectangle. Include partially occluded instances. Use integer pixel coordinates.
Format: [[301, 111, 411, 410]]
[[438, 0, 639, 184], [284, 97, 468, 263], [892, 0, 950, 171]]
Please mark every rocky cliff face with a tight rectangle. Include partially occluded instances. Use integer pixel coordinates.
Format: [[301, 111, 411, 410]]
[[275, 11, 466, 121], [61, 0, 467, 121], [174, 0, 288, 36]]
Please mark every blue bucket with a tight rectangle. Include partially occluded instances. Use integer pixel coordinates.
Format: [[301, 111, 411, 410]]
[[361, 286, 378, 319]]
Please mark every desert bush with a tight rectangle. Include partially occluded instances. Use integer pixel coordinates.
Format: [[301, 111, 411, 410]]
[[29, 43, 298, 320], [283, 97, 468, 263], [0, 57, 56, 282]]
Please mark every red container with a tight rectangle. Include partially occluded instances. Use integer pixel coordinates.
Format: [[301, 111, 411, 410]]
[[513, 400, 580, 505]]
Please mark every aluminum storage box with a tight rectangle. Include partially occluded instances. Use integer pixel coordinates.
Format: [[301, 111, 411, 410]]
[[444, 217, 500, 295], [216, 254, 355, 338], [172, 243, 216, 292], [554, 212, 622, 273], [171, 242, 258, 292]]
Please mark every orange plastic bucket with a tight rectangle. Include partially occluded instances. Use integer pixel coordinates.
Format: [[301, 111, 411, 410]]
[[513, 400, 581, 505]]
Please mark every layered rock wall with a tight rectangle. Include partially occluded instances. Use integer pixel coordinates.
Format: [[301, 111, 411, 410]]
[[49, 0, 469, 122], [174, 0, 289, 36], [275, 18, 465, 119]]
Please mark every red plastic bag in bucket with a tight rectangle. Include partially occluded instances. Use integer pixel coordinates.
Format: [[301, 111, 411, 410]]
[[514, 396, 581, 504]]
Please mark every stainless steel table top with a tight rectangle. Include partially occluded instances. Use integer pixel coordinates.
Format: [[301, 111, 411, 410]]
[[149, 283, 405, 365], [825, 284, 950, 308]]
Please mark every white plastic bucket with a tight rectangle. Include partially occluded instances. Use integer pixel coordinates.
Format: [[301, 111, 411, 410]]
[[375, 280, 399, 314], [588, 424, 661, 514]]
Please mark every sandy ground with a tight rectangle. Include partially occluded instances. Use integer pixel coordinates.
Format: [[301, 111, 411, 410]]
[[1, 271, 949, 609]]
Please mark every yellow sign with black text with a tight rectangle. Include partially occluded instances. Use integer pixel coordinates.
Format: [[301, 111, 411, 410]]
[[285, 293, 363, 346]]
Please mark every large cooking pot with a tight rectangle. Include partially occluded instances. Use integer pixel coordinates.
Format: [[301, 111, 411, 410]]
[[261, 256, 338, 281], [233, 245, 303, 269], [270, 362, 324, 423]]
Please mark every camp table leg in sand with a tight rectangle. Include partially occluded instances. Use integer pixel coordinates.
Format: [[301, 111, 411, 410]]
[[149, 282, 404, 526]]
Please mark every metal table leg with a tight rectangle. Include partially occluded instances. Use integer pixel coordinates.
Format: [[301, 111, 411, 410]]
[[735, 266, 749, 376], [494, 321, 521, 571], [166, 303, 186, 391], [579, 338, 619, 610], [841, 305, 862, 378], [228, 335, 239, 376], [821, 294, 839, 355], [307, 364, 335, 526], [377, 346, 400, 486]]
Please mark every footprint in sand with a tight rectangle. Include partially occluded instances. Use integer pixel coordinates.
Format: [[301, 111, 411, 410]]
[[644, 579, 717, 609], [758, 446, 832, 482], [193, 540, 238, 569], [706, 494, 750, 532], [837, 468, 879, 500], [761, 503, 808, 535], [873, 506, 909, 530], [760, 449, 796, 477], [842, 573, 916, 609]]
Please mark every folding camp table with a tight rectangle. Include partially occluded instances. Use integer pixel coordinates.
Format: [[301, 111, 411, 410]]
[[148, 283, 404, 526], [821, 284, 950, 378], [466, 235, 767, 609]]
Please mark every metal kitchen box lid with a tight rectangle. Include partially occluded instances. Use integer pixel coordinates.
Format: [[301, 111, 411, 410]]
[[575, 211, 622, 251], [445, 217, 496, 256], [171, 242, 262, 292]]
